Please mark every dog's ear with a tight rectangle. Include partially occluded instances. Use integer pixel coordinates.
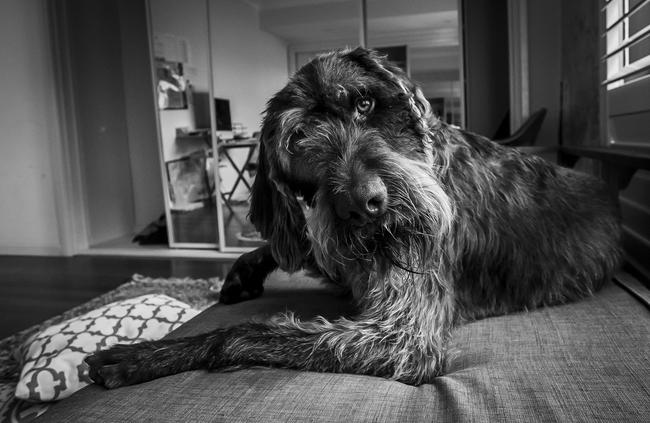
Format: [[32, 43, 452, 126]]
[[249, 131, 309, 272], [249, 139, 274, 240], [346, 47, 434, 133]]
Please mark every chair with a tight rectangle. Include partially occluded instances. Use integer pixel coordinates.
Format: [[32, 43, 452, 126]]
[[494, 108, 547, 147]]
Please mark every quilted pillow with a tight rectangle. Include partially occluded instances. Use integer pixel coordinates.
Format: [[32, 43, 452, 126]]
[[15, 294, 199, 402]]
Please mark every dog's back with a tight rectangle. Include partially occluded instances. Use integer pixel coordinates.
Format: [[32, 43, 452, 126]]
[[443, 127, 622, 320]]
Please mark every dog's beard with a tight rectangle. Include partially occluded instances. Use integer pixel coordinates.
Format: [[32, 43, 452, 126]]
[[305, 156, 455, 288]]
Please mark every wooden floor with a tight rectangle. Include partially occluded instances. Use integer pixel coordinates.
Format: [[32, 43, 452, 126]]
[[0, 255, 235, 339]]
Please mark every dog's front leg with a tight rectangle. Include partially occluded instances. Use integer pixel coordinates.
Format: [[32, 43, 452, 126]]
[[87, 299, 453, 388], [211, 312, 453, 385], [219, 244, 278, 304]]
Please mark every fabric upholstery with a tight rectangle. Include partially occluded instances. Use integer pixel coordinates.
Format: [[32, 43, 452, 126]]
[[40, 271, 650, 422]]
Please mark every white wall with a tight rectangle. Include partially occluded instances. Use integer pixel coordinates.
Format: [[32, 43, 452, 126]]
[[150, 0, 212, 162], [118, 0, 165, 230], [67, 0, 136, 246], [0, 0, 62, 255], [149, 0, 294, 147], [210, 0, 289, 135], [209, 0, 288, 200], [151, 0, 288, 199], [141, 0, 289, 157]]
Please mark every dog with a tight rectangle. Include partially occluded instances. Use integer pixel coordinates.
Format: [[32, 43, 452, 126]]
[[86, 47, 621, 388]]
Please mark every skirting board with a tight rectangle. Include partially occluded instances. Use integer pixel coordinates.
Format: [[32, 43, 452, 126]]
[[78, 246, 241, 260], [0, 246, 64, 256], [0, 245, 241, 260]]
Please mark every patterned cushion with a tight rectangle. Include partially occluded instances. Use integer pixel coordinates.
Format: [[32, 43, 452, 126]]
[[15, 294, 199, 402]]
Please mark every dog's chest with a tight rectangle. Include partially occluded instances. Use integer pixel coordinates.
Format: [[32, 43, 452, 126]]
[[303, 201, 374, 301], [331, 262, 370, 301], [306, 235, 370, 301]]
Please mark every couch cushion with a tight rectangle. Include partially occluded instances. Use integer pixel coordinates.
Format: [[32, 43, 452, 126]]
[[40, 271, 650, 422]]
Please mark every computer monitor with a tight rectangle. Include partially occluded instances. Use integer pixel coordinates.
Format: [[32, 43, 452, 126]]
[[192, 93, 232, 131], [214, 98, 232, 131]]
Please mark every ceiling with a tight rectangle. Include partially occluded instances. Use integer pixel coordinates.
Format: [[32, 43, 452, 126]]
[[243, 0, 460, 73]]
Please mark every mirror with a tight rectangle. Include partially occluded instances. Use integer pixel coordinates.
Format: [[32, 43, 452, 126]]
[[149, 0, 219, 247], [367, 0, 463, 126], [148, 0, 464, 251], [209, 0, 362, 249]]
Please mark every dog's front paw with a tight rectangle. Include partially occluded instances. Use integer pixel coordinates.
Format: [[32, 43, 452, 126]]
[[220, 246, 276, 304], [85, 343, 159, 389], [220, 269, 262, 304]]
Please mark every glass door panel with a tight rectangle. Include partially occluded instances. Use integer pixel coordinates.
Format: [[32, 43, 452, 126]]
[[148, 0, 219, 247], [367, 0, 464, 126], [207, 0, 361, 250]]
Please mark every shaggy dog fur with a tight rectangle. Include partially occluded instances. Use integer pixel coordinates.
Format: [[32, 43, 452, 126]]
[[86, 47, 621, 387]]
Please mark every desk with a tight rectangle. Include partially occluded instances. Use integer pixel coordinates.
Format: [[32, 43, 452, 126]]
[[174, 134, 259, 214], [217, 139, 258, 203], [174, 134, 258, 187]]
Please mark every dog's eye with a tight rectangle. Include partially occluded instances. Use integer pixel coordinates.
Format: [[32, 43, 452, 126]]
[[355, 97, 374, 115], [288, 130, 306, 151], [289, 130, 305, 144]]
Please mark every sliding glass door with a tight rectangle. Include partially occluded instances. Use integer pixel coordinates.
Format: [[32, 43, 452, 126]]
[[148, 0, 464, 252], [148, 0, 219, 248]]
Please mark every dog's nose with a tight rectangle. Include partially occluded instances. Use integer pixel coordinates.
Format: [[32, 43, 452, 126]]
[[354, 179, 388, 216], [334, 177, 388, 224]]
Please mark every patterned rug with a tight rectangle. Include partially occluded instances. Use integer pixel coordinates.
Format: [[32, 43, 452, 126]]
[[0, 274, 223, 423]]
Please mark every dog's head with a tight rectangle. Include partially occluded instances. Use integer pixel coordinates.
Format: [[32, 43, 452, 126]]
[[250, 47, 453, 278]]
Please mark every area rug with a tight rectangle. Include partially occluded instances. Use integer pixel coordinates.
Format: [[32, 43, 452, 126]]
[[0, 274, 223, 423]]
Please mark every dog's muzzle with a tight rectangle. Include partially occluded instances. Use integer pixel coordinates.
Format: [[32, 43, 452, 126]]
[[333, 174, 388, 226]]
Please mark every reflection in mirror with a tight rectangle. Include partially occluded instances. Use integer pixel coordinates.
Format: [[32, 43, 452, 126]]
[[209, 0, 361, 249], [268, 0, 362, 72], [147, 0, 463, 250], [367, 0, 463, 126], [149, 0, 218, 246]]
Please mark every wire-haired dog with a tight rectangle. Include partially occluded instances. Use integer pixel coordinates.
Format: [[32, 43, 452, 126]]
[[86, 47, 621, 387]]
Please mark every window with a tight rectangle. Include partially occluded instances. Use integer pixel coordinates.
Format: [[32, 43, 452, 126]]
[[601, 0, 650, 147]]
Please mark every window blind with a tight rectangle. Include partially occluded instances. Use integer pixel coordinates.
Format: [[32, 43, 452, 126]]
[[602, 0, 650, 88], [601, 0, 650, 147], [602, 0, 650, 282]]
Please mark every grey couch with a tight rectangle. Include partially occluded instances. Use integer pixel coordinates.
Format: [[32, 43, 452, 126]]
[[39, 270, 649, 422]]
